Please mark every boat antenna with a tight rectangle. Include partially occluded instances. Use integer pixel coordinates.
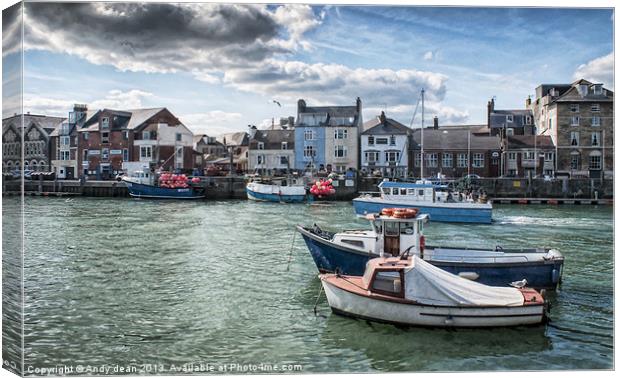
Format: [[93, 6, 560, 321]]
[[420, 88, 425, 180]]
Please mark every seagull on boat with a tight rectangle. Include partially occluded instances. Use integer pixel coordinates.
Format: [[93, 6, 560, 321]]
[[509, 279, 528, 288]]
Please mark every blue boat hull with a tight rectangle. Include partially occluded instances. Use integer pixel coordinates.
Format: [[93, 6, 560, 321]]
[[352, 198, 492, 224], [299, 230, 562, 289], [246, 188, 308, 203], [124, 181, 205, 199]]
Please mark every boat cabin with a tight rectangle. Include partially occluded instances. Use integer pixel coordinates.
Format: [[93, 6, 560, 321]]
[[378, 180, 450, 203], [361, 257, 410, 298], [123, 170, 153, 185]]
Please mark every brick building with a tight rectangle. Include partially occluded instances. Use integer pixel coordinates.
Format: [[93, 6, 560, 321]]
[[502, 135, 555, 178], [530, 79, 613, 178], [487, 98, 535, 136]]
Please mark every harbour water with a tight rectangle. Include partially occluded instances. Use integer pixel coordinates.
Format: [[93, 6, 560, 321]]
[[3, 197, 614, 373]]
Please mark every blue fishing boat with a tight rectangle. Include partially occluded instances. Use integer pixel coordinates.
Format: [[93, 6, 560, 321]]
[[297, 210, 564, 289], [353, 180, 493, 223], [121, 172, 205, 199]]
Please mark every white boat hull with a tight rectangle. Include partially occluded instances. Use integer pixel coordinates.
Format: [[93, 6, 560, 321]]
[[321, 279, 544, 328]]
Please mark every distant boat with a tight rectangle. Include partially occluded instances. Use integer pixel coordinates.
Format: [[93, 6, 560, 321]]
[[121, 171, 205, 199], [246, 176, 309, 203], [320, 255, 548, 328], [297, 209, 564, 289], [353, 179, 493, 223]]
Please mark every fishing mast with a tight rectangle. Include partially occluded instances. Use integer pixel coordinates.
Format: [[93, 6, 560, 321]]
[[420, 89, 425, 179]]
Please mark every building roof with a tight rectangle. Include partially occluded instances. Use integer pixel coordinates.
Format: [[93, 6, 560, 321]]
[[362, 113, 411, 135], [505, 135, 555, 149], [123, 108, 167, 129], [217, 131, 249, 146], [249, 129, 294, 149], [411, 128, 501, 150], [537, 79, 614, 103], [297, 98, 361, 126], [2, 114, 66, 132], [490, 109, 533, 129]]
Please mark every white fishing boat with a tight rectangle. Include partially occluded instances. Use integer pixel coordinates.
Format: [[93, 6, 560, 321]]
[[320, 255, 547, 328], [246, 176, 308, 203]]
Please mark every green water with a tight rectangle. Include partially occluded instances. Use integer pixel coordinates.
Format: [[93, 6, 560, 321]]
[[2, 197, 614, 373]]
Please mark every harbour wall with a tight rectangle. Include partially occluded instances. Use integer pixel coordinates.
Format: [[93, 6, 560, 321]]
[[2, 176, 613, 201]]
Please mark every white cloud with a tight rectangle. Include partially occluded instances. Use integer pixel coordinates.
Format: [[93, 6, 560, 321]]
[[423, 51, 433, 61], [574, 53, 614, 90], [272, 4, 322, 50], [180, 111, 243, 135]]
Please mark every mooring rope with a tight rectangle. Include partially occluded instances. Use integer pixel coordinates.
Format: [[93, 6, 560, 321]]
[[285, 230, 297, 271]]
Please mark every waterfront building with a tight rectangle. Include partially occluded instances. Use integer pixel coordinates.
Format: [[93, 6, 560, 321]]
[[294, 98, 362, 172], [76, 107, 194, 180], [487, 98, 535, 136], [2, 113, 66, 174], [248, 125, 295, 176], [411, 124, 501, 178], [529, 79, 614, 178], [217, 131, 249, 173], [360, 111, 411, 178], [193, 134, 227, 171], [502, 135, 555, 178], [49, 104, 92, 179]]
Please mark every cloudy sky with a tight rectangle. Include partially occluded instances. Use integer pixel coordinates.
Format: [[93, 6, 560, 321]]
[[2, 3, 614, 135]]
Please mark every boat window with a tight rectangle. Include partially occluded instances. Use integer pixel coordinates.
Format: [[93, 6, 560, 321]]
[[341, 239, 364, 248], [418, 189, 424, 196], [407, 189, 416, 195], [384, 221, 399, 236], [392, 188, 399, 195], [400, 222, 414, 234], [418, 220, 424, 233], [372, 271, 402, 294], [399, 188, 407, 195], [382, 188, 390, 195]]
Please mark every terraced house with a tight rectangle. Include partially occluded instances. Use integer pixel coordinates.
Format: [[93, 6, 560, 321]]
[[360, 111, 412, 178], [530, 79, 614, 178], [248, 126, 295, 176], [294, 98, 362, 173]]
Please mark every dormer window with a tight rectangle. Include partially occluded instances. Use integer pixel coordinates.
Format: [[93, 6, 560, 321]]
[[281, 142, 288, 150], [257, 142, 264, 150], [524, 115, 532, 125], [101, 117, 109, 129], [593, 85, 603, 95], [506, 115, 513, 123], [142, 131, 151, 140], [578, 84, 589, 96]]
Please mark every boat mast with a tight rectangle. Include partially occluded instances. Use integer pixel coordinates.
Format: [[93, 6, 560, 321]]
[[420, 89, 425, 180]]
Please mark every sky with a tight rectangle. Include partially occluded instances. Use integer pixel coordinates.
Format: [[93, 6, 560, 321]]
[[1, 3, 615, 135]]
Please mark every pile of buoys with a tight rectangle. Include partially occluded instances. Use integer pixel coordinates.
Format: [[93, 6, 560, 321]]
[[381, 207, 418, 218], [159, 173, 200, 188], [310, 178, 336, 197]]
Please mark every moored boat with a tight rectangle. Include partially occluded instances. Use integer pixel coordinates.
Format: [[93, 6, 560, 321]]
[[320, 255, 547, 328], [121, 171, 205, 199], [353, 180, 492, 223], [297, 209, 564, 289], [246, 180, 309, 203]]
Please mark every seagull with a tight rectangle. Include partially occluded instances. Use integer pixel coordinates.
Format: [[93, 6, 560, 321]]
[[509, 279, 528, 288], [272, 100, 281, 107]]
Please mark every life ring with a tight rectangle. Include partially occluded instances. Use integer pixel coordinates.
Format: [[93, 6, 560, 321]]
[[392, 208, 418, 218], [381, 208, 396, 216]]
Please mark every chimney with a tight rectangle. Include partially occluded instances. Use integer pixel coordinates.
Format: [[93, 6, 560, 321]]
[[380, 111, 387, 125], [433, 116, 439, 129], [288, 116, 295, 128], [297, 99, 306, 112], [487, 98, 495, 128], [525, 96, 532, 108], [248, 125, 257, 139], [356, 97, 362, 113]]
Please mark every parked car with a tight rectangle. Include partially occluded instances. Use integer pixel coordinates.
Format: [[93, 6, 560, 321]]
[[11, 169, 34, 179], [463, 174, 481, 179]]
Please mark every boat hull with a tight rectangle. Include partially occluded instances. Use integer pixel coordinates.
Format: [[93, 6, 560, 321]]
[[352, 197, 492, 224], [124, 181, 205, 199], [321, 278, 544, 328], [246, 188, 308, 203], [299, 227, 563, 289]]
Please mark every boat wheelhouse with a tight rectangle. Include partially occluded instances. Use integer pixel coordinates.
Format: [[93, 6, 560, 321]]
[[352, 180, 493, 223], [297, 210, 564, 289], [320, 255, 547, 328]]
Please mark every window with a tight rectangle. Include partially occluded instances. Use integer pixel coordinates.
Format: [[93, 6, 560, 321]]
[[60, 151, 70, 160], [101, 117, 109, 129], [508, 152, 517, 161], [592, 116, 601, 127], [544, 152, 554, 162], [281, 142, 288, 150], [83, 132, 89, 140], [142, 131, 151, 140], [304, 130, 314, 141], [570, 104, 579, 113], [101, 148, 109, 160], [334, 129, 348, 139], [385, 151, 401, 163], [425, 153, 438, 167], [506, 115, 513, 123], [122, 148, 129, 161], [506, 128, 514, 136], [570, 116, 579, 126], [123, 131, 129, 140], [524, 115, 532, 125], [83, 150, 89, 161], [376, 138, 388, 145], [578, 84, 589, 96], [591, 104, 600, 112], [589, 153, 601, 170], [570, 153, 580, 170], [389, 135, 396, 145], [371, 271, 402, 294], [176, 133, 182, 142], [140, 146, 152, 160], [334, 145, 347, 158], [279, 156, 288, 165], [593, 85, 603, 95], [303, 145, 316, 159], [442, 153, 453, 168], [570, 132, 579, 146], [365, 151, 379, 163], [257, 155, 264, 165], [414, 153, 421, 167], [257, 142, 264, 150], [102, 132, 109, 143], [591, 132, 601, 146], [473, 153, 484, 168], [457, 153, 468, 168], [523, 151, 535, 160], [60, 136, 70, 146], [368, 136, 375, 145], [548, 118, 553, 131]]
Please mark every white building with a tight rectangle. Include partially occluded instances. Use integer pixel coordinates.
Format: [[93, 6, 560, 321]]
[[248, 127, 295, 175], [360, 112, 411, 178]]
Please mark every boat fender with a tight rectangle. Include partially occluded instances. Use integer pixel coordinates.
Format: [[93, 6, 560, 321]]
[[551, 269, 560, 284], [458, 272, 479, 281], [419, 235, 425, 255], [540, 289, 547, 300]]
